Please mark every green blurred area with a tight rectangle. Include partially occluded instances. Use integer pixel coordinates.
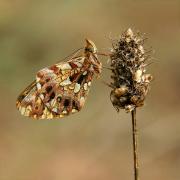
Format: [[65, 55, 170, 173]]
[[0, 0, 180, 179]]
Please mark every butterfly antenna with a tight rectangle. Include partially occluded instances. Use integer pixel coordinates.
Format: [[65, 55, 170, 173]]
[[96, 52, 111, 57], [102, 66, 113, 70]]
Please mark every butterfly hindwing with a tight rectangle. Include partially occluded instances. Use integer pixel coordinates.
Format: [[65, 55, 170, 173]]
[[17, 56, 95, 119], [37, 56, 93, 119], [16, 80, 53, 119]]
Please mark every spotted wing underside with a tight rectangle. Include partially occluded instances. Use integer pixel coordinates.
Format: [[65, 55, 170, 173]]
[[16, 56, 94, 119]]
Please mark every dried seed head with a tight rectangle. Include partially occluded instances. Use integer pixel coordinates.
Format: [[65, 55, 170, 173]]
[[114, 85, 128, 97], [109, 28, 153, 112]]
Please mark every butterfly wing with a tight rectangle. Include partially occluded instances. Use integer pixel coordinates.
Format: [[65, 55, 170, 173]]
[[16, 56, 99, 119], [16, 80, 52, 119]]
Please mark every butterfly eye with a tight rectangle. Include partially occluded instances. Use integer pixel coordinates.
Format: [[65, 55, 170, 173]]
[[85, 47, 93, 53], [85, 39, 97, 53]]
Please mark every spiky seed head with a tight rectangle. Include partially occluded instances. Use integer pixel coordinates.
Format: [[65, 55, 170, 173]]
[[109, 28, 153, 112]]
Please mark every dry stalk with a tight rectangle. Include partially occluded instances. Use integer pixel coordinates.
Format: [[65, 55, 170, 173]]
[[131, 108, 139, 180]]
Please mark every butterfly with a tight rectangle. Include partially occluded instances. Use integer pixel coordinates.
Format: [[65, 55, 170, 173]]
[[16, 39, 102, 119]]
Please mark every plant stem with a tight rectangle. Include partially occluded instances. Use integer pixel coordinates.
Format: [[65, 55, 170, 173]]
[[131, 108, 139, 180]]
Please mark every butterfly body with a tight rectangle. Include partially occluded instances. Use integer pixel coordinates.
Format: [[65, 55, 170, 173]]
[[16, 39, 102, 119]]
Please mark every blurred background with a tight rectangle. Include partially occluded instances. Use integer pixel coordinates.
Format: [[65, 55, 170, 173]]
[[0, 0, 180, 179]]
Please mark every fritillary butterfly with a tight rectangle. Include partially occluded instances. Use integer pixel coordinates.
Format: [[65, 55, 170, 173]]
[[16, 39, 102, 119]]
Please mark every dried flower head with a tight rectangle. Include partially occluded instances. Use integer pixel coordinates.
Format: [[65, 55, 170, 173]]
[[109, 28, 153, 112]]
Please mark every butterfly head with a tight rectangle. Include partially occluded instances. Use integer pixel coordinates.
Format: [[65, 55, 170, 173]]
[[84, 39, 102, 75], [85, 39, 97, 54]]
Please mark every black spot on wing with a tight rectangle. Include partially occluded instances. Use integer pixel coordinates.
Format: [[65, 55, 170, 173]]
[[77, 74, 87, 85], [69, 73, 79, 82], [64, 99, 70, 107], [49, 92, 55, 100], [17, 94, 26, 103], [46, 86, 52, 93], [77, 74, 84, 84], [72, 100, 80, 111]]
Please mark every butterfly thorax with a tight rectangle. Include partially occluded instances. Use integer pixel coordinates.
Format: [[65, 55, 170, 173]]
[[84, 39, 102, 75]]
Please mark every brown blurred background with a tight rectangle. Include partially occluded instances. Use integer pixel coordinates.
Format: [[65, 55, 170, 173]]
[[0, 0, 180, 179]]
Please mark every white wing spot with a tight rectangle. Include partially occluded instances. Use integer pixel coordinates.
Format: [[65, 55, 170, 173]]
[[74, 62, 83, 68], [50, 99, 56, 107], [52, 108, 58, 113], [80, 97, 85, 107], [20, 107, 26, 115], [57, 63, 72, 70], [74, 83, 81, 93], [60, 77, 72, 86], [62, 110, 68, 114], [72, 109, 78, 113], [88, 81, 91, 86], [24, 109, 30, 116], [37, 83, 42, 90], [39, 94, 44, 100], [84, 83, 88, 90]]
